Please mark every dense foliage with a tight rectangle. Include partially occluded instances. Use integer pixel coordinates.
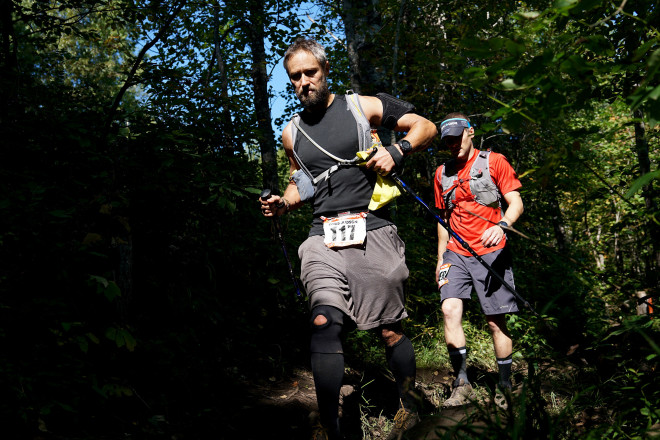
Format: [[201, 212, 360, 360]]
[[0, 0, 657, 438]]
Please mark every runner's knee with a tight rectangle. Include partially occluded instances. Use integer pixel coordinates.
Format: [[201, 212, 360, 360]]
[[310, 306, 345, 354], [378, 323, 403, 347], [486, 314, 509, 335], [442, 298, 463, 319]]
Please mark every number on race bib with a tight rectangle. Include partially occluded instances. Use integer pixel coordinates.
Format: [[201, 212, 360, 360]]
[[438, 263, 451, 288], [328, 223, 356, 242], [321, 212, 368, 248]]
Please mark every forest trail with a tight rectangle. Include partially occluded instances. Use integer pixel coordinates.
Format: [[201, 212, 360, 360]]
[[226, 365, 508, 439]]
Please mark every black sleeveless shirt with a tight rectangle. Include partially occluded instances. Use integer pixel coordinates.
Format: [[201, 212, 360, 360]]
[[294, 95, 392, 236]]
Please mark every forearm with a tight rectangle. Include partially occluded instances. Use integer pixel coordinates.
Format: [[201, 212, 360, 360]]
[[395, 115, 438, 154], [278, 181, 302, 215], [500, 191, 524, 226], [437, 223, 449, 260]]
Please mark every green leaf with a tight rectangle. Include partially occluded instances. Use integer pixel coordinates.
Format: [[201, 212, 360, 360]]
[[55, 401, 76, 413], [480, 123, 498, 132], [501, 78, 522, 90], [49, 209, 73, 218], [90, 275, 109, 288], [77, 335, 89, 353], [102, 281, 121, 301], [106, 327, 120, 346], [632, 41, 657, 62], [517, 11, 540, 19], [118, 328, 137, 351], [460, 38, 494, 59], [647, 48, 660, 74], [554, 0, 578, 10], [625, 170, 660, 198], [514, 55, 546, 84], [505, 39, 526, 57], [628, 85, 660, 111], [87, 332, 100, 344], [244, 187, 263, 195], [105, 326, 136, 351]]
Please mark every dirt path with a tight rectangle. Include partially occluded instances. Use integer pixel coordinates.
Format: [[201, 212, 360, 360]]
[[227, 365, 505, 439]]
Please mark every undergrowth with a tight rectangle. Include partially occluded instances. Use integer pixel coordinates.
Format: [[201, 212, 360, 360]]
[[346, 304, 659, 439]]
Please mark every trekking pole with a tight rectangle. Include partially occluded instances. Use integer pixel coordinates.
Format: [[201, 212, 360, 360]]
[[389, 173, 539, 316], [260, 189, 302, 297]]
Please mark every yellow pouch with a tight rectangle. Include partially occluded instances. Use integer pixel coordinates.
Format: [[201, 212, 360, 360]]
[[356, 148, 402, 211]]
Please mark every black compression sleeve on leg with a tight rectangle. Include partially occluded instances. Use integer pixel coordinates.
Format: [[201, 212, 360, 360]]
[[311, 352, 344, 437], [310, 305, 345, 354], [310, 306, 346, 436], [496, 355, 513, 388], [386, 334, 417, 410], [448, 346, 469, 385]]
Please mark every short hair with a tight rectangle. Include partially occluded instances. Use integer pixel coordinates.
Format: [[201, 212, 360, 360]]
[[283, 38, 328, 72], [442, 112, 470, 124]]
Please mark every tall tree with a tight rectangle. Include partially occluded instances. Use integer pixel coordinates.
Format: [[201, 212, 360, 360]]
[[247, 0, 279, 193]]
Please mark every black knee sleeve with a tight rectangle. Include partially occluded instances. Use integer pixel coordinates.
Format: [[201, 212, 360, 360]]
[[310, 306, 345, 354]]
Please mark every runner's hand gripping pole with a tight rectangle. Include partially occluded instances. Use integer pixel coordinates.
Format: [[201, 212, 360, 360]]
[[389, 173, 538, 316], [260, 189, 302, 297]]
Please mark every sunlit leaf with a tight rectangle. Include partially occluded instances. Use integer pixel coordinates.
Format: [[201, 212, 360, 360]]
[[625, 170, 660, 198]]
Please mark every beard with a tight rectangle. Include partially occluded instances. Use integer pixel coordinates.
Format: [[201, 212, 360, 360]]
[[297, 76, 330, 109]]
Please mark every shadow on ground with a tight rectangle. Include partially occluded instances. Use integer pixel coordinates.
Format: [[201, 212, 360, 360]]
[[224, 364, 515, 440]]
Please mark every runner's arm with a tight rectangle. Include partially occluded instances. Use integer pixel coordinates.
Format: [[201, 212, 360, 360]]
[[358, 95, 437, 174], [260, 122, 303, 217], [481, 190, 524, 247], [500, 190, 523, 227], [436, 211, 450, 283]]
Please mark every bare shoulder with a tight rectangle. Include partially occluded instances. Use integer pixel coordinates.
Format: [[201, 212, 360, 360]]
[[357, 95, 384, 125], [282, 120, 294, 150]]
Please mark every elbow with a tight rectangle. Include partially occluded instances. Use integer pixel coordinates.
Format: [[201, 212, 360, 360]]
[[429, 121, 439, 138]]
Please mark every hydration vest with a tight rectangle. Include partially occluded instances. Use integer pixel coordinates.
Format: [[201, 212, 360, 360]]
[[439, 150, 501, 211], [289, 91, 373, 186]]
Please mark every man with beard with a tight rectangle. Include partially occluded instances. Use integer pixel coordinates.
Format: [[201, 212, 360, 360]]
[[260, 38, 437, 440]]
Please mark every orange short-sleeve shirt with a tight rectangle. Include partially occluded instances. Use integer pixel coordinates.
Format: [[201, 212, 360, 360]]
[[434, 150, 521, 256]]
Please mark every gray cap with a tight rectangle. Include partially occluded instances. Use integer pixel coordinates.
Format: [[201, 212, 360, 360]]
[[440, 118, 471, 139]]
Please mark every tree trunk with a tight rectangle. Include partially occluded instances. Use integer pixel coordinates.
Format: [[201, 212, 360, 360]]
[[340, 0, 389, 96], [0, 0, 18, 121], [341, 0, 398, 145], [633, 109, 659, 291], [549, 189, 567, 254], [341, 0, 365, 94], [248, 0, 279, 193], [207, 3, 237, 154]]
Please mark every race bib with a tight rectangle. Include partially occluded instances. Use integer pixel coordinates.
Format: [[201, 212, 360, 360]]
[[438, 263, 451, 288], [321, 212, 368, 248]]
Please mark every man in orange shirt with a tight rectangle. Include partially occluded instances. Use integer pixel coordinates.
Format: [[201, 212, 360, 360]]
[[433, 112, 524, 409]]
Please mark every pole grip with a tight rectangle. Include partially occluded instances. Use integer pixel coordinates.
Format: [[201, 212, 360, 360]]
[[260, 188, 272, 201]]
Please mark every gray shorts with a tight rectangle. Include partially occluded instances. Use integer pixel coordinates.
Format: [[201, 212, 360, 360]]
[[440, 248, 519, 315], [298, 225, 409, 330]]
